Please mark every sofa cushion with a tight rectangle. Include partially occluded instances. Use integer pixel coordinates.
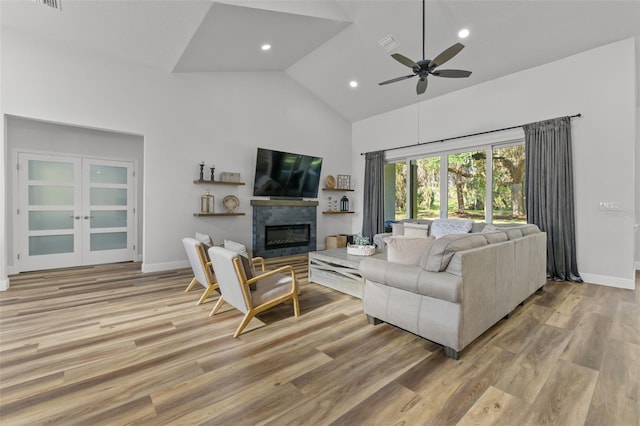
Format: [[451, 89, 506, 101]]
[[391, 222, 405, 236], [421, 234, 488, 272], [505, 228, 524, 240], [483, 231, 509, 244], [385, 236, 436, 265], [481, 224, 499, 233], [403, 223, 430, 238], [430, 219, 473, 239], [360, 259, 462, 303], [518, 224, 540, 236]]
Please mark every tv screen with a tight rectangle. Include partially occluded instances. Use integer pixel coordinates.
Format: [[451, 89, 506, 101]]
[[253, 148, 323, 198]]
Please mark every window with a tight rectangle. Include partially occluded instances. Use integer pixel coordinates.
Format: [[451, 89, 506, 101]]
[[383, 142, 526, 224], [447, 150, 486, 222], [492, 145, 526, 223]]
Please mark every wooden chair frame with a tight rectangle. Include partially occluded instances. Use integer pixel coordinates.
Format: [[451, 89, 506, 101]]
[[209, 257, 300, 338]]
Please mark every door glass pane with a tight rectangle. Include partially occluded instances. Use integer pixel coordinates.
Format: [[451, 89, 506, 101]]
[[28, 160, 74, 181], [90, 188, 127, 206], [91, 210, 127, 228], [29, 211, 74, 230], [29, 186, 74, 205], [91, 165, 127, 184], [447, 151, 486, 221], [493, 145, 526, 224], [414, 157, 440, 220], [29, 235, 74, 256], [90, 232, 127, 251]]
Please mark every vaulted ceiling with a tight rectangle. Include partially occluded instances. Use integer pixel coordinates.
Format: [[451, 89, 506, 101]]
[[2, 0, 639, 122]]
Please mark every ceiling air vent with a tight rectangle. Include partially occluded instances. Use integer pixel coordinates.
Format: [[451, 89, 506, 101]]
[[34, 0, 61, 11], [379, 35, 399, 53]]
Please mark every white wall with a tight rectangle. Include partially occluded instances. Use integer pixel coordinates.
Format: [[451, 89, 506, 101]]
[[353, 38, 637, 289], [1, 26, 352, 278]]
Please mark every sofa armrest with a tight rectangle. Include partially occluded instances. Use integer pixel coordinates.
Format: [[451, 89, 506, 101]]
[[372, 233, 391, 249]]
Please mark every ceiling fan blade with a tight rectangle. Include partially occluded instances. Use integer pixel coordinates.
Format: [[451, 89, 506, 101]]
[[432, 69, 472, 78], [379, 74, 416, 85], [429, 43, 465, 69], [391, 53, 420, 70], [416, 77, 428, 95]]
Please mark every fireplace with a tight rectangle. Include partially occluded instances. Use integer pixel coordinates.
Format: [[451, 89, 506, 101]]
[[251, 199, 318, 258], [265, 224, 311, 250]]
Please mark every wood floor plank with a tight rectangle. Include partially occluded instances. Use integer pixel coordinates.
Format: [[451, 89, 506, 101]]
[[456, 385, 527, 426], [493, 324, 571, 403], [0, 260, 637, 424], [520, 359, 599, 425]]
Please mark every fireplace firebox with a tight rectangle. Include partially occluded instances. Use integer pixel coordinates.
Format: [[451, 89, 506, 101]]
[[265, 224, 311, 250]]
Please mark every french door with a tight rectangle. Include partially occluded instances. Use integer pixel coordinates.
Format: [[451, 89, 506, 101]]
[[17, 153, 135, 272]]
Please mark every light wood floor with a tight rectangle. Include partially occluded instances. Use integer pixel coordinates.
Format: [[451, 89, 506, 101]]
[[1, 257, 638, 425]]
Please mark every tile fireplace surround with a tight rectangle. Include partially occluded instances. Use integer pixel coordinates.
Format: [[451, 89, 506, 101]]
[[251, 199, 318, 258]]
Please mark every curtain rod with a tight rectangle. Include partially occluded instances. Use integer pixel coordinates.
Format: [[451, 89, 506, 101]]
[[360, 113, 582, 156]]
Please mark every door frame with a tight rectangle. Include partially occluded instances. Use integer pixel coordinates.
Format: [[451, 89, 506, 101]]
[[12, 148, 139, 273]]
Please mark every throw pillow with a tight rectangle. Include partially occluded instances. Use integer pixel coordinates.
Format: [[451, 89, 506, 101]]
[[385, 236, 436, 266], [224, 240, 249, 257], [481, 224, 499, 233], [403, 223, 430, 238], [430, 219, 473, 239], [223, 240, 255, 287], [195, 232, 213, 245], [421, 234, 488, 271]]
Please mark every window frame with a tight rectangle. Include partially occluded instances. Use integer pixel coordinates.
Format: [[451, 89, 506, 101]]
[[384, 130, 525, 224]]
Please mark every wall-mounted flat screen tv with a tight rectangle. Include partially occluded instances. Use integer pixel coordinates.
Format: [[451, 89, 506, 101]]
[[253, 148, 323, 198]]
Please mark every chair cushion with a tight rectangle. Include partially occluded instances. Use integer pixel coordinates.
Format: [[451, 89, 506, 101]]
[[251, 273, 293, 306]]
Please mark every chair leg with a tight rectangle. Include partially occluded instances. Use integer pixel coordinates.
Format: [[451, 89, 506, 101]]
[[233, 312, 255, 338], [209, 297, 225, 317], [185, 277, 198, 292], [197, 285, 217, 305], [292, 294, 300, 317]]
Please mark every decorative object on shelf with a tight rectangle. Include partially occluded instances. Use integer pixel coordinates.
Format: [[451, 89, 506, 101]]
[[325, 175, 336, 189], [340, 196, 349, 212], [337, 174, 351, 189], [199, 161, 205, 180], [222, 195, 240, 213], [220, 172, 241, 182], [200, 190, 214, 213], [327, 196, 332, 211], [210, 165, 215, 181]]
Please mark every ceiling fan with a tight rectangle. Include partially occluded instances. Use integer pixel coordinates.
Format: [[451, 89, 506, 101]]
[[379, 0, 472, 95]]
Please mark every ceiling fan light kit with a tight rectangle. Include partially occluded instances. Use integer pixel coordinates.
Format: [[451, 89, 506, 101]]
[[379, 0, 472, 95]]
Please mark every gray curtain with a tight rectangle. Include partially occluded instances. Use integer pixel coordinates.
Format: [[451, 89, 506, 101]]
[[524, 117, 582, 282], [362, 150, 385, 241]]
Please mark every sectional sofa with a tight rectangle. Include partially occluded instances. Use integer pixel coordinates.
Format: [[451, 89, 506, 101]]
[[359, 221, 546, 359]]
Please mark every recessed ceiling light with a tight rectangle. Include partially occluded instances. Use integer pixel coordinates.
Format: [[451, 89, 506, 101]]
[[261, 44, 271, 51], [458, 28, 470, 39], [349, 80, 358, 88]]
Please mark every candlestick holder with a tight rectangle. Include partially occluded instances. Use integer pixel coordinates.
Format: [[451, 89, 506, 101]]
[[210, 167, 215, 181], [199, 162, 205, 180]]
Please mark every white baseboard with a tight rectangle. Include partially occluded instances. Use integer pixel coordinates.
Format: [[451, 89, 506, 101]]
[[580, 273, 635, 290], [141, 260, 190, 273], [0, 278, 10, 291]]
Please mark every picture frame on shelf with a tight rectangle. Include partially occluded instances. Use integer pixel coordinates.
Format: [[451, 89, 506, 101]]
[[337, 174, 351, 189]]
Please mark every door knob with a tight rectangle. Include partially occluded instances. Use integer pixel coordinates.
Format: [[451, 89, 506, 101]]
[[83, 216, 94, 219], [70, 215, 81, 219]]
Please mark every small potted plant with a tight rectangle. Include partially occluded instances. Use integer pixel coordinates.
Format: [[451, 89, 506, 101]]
[[347, 234, 375, 256]]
